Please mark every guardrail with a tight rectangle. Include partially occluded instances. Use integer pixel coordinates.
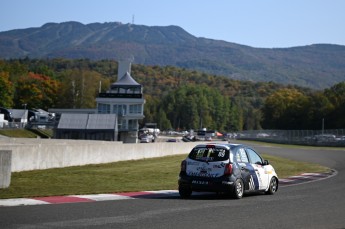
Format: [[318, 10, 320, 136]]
[[236, 129, 345, 147], [0, 122, 27, 129], [0, 121, 56, 129]]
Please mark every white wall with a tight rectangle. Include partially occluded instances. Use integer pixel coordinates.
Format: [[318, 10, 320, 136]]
[[0, 138, 200, 172], [0, 150, 11, 188]]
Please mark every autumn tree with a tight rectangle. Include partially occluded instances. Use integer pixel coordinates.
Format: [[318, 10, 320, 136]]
[[262, 88, 309, 129], [0, 72, 14, 108], [304, 92, 333, 129], [324, 82, 345, 128], [14, 72, 60, 110], [57, 69, 110, 108]]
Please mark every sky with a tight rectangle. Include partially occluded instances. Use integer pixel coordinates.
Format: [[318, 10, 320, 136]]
[[1, 0, 344, 48]]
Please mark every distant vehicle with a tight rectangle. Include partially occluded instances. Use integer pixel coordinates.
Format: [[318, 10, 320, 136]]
[[257, 133, 270, 138], [178, 143, 279, 199], [335, 136, 345, 142], [314, 134, 336, 142], [28, 109, 55, 123], [140, 127, 160, 135], [140, 134, 155, 143], [0, 114, 8, 128], [182, 135, 196, 142], [0, 107, 13, 122]]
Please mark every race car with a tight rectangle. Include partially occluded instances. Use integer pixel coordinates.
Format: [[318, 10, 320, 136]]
[[178, 143, 279, 199]]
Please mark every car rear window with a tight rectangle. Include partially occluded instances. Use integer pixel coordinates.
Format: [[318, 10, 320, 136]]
[[188, 146, 229, 162]]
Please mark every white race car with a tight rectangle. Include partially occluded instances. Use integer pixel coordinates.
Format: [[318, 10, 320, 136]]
[[178, 143, 279, 199]]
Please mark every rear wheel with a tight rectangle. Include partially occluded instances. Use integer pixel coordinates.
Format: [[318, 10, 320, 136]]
[[266, 177, 278, 195], [232, 179, 244, 199], [179, 186, 192, 198]]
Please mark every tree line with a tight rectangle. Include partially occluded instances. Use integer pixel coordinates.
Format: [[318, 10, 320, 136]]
[[0, 58, 344, 131]]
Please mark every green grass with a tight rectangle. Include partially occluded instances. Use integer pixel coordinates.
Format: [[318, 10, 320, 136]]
[[0, 129, 54, 138], [0, 129, 38, 138], [262, 154, 329, 178], [0, 154, 330, 199]]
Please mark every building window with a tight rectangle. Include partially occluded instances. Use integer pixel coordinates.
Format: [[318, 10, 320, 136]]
[[129, 104, 142, 114], [128, 119, 138, 130], [98, 103, 110, 114], [118, 119, 127, 130], [113, 104, 127, 115]]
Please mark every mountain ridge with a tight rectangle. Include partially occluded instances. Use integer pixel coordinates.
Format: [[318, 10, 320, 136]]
[[1, 21, 345, 89]]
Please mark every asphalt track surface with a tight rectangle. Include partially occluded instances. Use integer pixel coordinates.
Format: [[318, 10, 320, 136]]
[[1, 141, 345, 229]]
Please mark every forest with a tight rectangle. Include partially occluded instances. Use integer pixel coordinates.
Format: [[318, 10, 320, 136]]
[[0, 58, 344, 131]]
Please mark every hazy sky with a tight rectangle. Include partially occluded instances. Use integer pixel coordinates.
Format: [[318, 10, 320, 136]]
[[1, 0, 344, 48]]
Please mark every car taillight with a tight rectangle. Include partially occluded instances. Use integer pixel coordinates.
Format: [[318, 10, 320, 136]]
[[181, 160, 187, 172], [224, 163, 233, 175]]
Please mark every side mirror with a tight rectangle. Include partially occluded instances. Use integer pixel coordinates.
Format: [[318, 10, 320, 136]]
[[263, 160, 270, 165]]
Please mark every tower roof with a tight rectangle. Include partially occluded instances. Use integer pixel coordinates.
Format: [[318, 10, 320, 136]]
[[113, 72, 140, 86], [110, 71, 141, 90]]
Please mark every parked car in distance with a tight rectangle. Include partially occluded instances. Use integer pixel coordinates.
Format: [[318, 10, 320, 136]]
[[178, 143, 278, 199], [140, 134, 155, 143], [0, 107, 13, 122]]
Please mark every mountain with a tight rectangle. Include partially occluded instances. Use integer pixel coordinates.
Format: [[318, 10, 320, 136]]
[[1, 21, 345, 89]]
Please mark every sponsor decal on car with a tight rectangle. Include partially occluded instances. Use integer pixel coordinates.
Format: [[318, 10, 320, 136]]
[[247, 164, 260, 190], [187, 161, 200, 166], [213, 163, 226, 168], [188, 172, 218, 177], [192, 180, 209, 185], [196, 166, 212, 172]]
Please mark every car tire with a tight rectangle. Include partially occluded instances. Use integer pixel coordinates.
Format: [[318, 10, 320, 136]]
[[265, 177, 278, 195], [232, 179, 244, 199], [179, 186, 192, 198]]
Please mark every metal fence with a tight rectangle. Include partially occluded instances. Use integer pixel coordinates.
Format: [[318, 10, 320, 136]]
[[0, 121, 56, 129], [0, 122, 27, 129], [236, 129, 345, 147]]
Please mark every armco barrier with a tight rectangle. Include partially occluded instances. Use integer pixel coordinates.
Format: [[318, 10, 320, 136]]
[[0, 150, 12, 188], [0, 138, 200, 172]]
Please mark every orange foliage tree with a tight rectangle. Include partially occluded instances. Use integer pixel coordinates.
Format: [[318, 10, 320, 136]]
[[0, 71, 14, 108], [14, 72, 60, 110]]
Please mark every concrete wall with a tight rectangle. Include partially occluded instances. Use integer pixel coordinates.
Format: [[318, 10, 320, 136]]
[[0, 138, 200, 172], [0, 150, 12, 188]]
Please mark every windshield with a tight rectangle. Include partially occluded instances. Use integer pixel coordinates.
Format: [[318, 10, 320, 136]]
[[188, 147, 229, 162]]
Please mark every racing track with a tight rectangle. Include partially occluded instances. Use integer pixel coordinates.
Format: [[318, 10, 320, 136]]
[[1, 140, 345, 229]]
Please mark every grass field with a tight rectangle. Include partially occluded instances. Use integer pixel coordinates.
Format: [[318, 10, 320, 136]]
[[0, 153, 329, 199], [0, 129, 53, 138], [0, 129, 38, 138]]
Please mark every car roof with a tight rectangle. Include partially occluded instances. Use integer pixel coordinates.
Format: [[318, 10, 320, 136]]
[[193, 143, 244, 149]]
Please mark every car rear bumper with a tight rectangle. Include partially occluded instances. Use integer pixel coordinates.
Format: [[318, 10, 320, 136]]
[[178, 174, 236, 192]]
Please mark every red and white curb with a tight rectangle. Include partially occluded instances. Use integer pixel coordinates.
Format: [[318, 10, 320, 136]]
[[279, 170, 336, 186], [0, 171, 336, 207], [0, 190, 180, 207]]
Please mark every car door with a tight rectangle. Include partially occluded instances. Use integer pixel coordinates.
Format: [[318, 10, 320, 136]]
[[235, 147, 259, 191], [245, 148, 270, 190]]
